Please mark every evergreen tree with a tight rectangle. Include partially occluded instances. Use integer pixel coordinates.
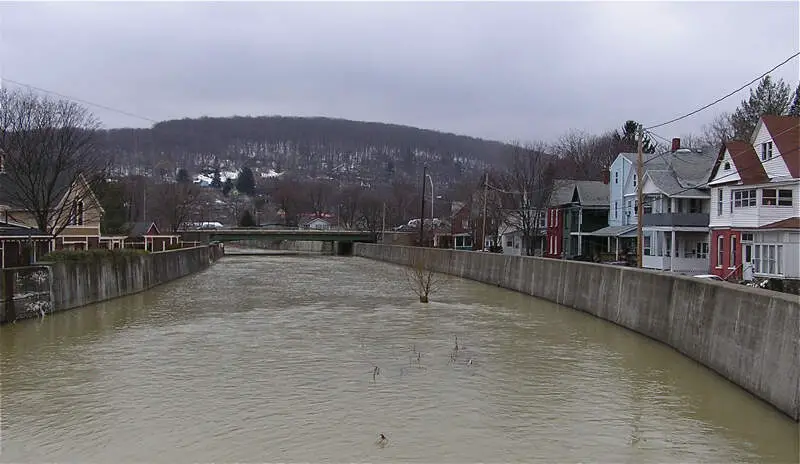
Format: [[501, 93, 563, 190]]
[[616, 120, 656, 153], [238, 209, 257, 227], [730, 75, 792, 139], [788, 83, 800, 117], [175, 168, 191, 184], [236, 166, 256, 195], [222, 178, 234, 196], [211, 168, 222, 189]]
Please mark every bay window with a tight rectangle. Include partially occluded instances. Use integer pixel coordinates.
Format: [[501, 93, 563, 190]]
[[733, 189, 756, 208]]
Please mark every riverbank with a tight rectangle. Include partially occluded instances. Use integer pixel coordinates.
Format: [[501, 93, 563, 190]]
[[0, 245, 223, 324], [354, 243, 800, 422]]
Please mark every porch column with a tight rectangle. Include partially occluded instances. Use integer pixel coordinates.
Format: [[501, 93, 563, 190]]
[[670, 230, 676, 272], [577, 208, 583, 255], [615, 237, 619, 261]]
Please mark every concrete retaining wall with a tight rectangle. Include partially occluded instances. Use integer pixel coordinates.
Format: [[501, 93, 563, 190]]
[[226, 239, 333, 253], [1, 245, 222, 323], [354, 243, 800, 421]]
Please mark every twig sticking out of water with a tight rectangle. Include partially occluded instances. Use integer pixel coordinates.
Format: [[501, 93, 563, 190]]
[[373, 365, 381, 382]]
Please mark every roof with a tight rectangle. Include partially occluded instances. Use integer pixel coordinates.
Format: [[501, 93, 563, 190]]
[[127, 221, 159, 237], [583, 224, 637, 237], [550, 180, 609, 207], [709, 141, 768, 185], [761, 115, 799, 178], [0, 222, 49, 238], [759, 217, 800, 230], [574, 181, 609, 206]]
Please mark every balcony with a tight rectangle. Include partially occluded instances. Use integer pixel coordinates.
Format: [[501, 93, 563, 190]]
[[642, 213, 709, 227]]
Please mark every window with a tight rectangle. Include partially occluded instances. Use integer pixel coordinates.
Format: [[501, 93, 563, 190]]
[[716, 235, 724, 268], [741, 233, 753, 242], [724, 161, 730, 170], [717, 189, 723, 216], [643, 235, 651, 256], [778, 189, 793, 206], [753, 244, 783, 275], [506, 239, 513, 248], [643, 197, 652, 214], [695, 242, 709, 259], [615, 171, 618, 184], [69, 199, 85, 226], [762, 189, 777, 206], [688, 198, 702, 213], [733, 189, 757, 208], [633, 174, 637, 187], [761, 141, 773, 161], [729, 236, 736, 268], [614, 201, 618, 219]]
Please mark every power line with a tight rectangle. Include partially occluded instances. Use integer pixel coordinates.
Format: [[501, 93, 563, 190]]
[[644, 51, 800, 130], [1, 77, 159, 124]]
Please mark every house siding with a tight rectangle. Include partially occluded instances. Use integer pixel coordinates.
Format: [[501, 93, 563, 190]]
[[545, 207, 563, 258], [713, 182, 799, 229], [711, 229, 741, 278], [609, 155, 631, 227], [709, 148, 742, 185], [753, 121, 792, 178]]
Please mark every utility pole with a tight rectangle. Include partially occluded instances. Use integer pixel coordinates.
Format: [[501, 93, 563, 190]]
[[636, 124, 644, 268], [381, 202, 386, 239], [481, 172, 488, 250], [419, 165, 427, 247]]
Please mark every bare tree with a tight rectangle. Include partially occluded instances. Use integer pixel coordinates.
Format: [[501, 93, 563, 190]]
[[0, 88, 106, 237], [357, 188, 386, 233], [499, 142, 557, 256], [553, 129, 622, 181], [152, 181, 204, 233], [405, 252, 444, 303], [700, 112, 735, 147]]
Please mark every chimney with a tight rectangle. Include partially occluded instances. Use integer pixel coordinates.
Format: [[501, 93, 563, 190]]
[[671, 138, 681, 152], [601, 168, 610, 185]]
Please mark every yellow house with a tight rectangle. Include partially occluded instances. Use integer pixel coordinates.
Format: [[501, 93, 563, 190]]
[[0, 171, 105, 251]]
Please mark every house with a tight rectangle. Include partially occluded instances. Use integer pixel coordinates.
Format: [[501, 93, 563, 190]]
[[0, 221, 51, 268], [434, 201, 473, 250], [707, 115, 799, 284], [545, 180, 609, 259], [0, 169, 105, 251], [125, 221, 180, 252], [298, 213, 338, 230]]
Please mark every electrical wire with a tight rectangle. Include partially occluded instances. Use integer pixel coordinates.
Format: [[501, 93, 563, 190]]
[[1, 77, 159, 124], [644, 51, 800, 130]]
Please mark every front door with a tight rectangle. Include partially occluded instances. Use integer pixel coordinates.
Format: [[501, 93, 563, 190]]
[[743, 244, 754, 281]]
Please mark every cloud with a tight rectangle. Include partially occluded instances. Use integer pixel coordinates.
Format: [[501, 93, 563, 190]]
[[2, 1, 798, 143]]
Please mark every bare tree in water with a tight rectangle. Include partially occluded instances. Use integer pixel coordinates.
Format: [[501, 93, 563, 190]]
[[405, 253, 444, 303]]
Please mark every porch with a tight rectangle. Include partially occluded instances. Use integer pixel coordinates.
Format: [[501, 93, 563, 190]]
[[643, 228, 709, 274]]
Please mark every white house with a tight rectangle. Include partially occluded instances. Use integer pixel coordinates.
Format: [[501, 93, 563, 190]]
[[707, 115, 799, 282]]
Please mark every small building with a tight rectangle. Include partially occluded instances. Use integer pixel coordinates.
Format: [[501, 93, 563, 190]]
[[0, 222, 51, 268], [125, 222, 180, 252], [298, 214, 339, 231]]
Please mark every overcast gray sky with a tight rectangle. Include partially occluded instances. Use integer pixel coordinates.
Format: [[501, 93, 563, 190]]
[[1, 1, 798, 143]]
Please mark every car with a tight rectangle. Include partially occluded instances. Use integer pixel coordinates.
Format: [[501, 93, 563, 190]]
[[693, 274, 724, 281]]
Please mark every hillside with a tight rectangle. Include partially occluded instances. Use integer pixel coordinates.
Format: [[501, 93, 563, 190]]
[[98, 116, 512, 185]]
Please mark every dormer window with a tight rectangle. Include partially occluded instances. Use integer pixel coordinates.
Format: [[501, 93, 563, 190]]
[[761, 141, 773, 161]]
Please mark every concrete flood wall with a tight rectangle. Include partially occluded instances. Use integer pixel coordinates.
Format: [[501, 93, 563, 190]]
[[354, 243, 800, 421], [1, 245, 222, 323]]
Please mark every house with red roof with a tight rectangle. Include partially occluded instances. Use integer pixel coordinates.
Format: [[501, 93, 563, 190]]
[[707, 115, 799, 283]]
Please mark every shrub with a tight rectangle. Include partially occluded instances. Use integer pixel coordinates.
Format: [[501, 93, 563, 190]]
[[39, 248, 149, 263]]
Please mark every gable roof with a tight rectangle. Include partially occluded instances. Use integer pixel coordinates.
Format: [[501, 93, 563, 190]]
[[549, 180, 609, 207], [761, 115, 799, 178], [128, 221, 159, 237], [708, 141, 768, 185], [574, 181, 609, 206]]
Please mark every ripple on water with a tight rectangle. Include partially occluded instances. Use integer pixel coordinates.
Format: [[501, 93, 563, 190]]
[[0, 256, 797, 463]]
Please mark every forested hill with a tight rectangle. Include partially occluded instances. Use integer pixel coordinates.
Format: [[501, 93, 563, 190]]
[[99, 115, 511, 184]]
